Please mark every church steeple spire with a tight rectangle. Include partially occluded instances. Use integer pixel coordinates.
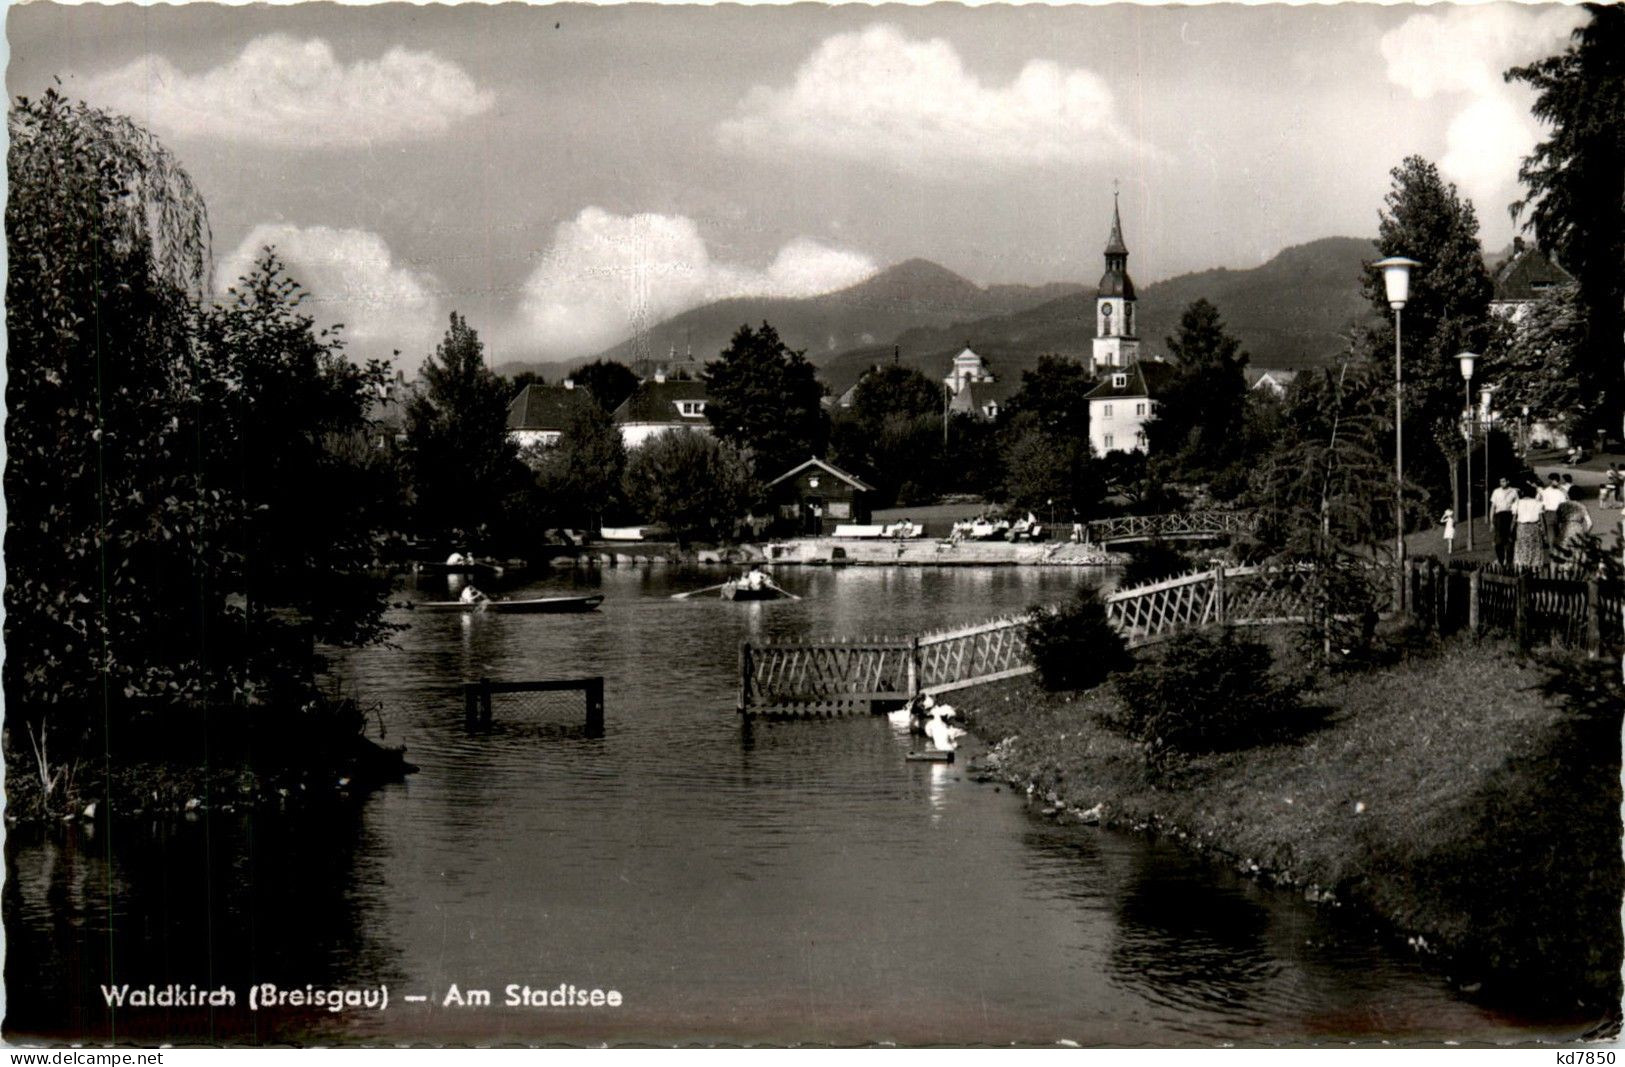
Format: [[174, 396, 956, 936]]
[[1092, 191, 1141, 372], [1105, 191, 1128, 256]]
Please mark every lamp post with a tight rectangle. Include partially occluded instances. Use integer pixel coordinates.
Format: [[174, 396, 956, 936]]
[[1481, 385, 1493, 535], [1456, 351, 1478, 551], [1375, 255, 1420, 609]]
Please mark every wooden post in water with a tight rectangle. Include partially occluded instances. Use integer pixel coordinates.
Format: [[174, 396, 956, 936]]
[[480, 677, 493, 729], [585, 676, 605, 735], [906, 635, 920, 700], [465, 684, 479, 731], [738, 641, 752, 714]]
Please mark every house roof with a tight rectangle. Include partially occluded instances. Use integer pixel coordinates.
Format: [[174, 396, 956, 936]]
[[610, 378, 710, 426], [1245, 368, 1299, 390], [506, 384, 593, 431], [949, 378, 1018, 415], [766, 457, 877, 494], [1492, 241, 1574, 303], [1085, 359, 1177, 400]]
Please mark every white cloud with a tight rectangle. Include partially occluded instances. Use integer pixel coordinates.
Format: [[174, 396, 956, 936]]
[[218, 224, 444, 361], [716, 24, 1155, 174], [79, 34, 493, 149], [1381, 6, 1585, 206], [515, 208, 877, 358]]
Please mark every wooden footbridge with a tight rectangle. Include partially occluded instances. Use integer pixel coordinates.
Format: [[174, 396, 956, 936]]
[[1085, 510, 1258, 546], [737, 565, 1315, 717]]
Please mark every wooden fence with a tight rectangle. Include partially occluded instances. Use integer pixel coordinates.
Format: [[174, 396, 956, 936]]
[[738, 564, 1313, 716], [738, 558, 1620, 716], [1410, 559, 1621, 655]]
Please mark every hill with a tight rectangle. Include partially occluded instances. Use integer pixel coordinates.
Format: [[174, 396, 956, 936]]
[[819, 237, 1382, 396], [492, 260, 1079, 382]]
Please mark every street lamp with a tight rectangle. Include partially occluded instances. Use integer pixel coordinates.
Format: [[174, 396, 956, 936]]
[[1457, 351, 1478, 551], [1375, 255, 1420, 608]]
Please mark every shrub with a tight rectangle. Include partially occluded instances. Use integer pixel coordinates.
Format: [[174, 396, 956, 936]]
[[1119, 539, 1198, 589], [1023, 585, 1132, 691], [1110, 626, 1303, 760]]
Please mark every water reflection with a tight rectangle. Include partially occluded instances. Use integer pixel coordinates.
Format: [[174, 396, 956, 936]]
[[4, 806, 398, 1044], [5, 567, 1550, 1045]]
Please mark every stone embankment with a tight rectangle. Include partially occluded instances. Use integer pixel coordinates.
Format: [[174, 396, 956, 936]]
[[543, 539, 1122, 568]]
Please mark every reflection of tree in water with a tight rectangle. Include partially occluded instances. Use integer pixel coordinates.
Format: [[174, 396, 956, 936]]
[[4, 805, 401, 1045], [1104, 845, 1278, 1019]]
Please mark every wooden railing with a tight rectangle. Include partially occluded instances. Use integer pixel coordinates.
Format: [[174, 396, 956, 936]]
[[1085, 510, 1258, 545], [738, 565, 1313, 715], [738, 556, 1620, 715], [1413, 559, 1621, 656]]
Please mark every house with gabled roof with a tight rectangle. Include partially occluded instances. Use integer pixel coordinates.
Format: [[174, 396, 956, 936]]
[[506, 381, 595, 449], [610, 371, 712, 448], [1085, 358, 1177, 455], [1491, 238, 1574, 324], [1245, 368, 1298, 397], [765, 457, 875, 536]]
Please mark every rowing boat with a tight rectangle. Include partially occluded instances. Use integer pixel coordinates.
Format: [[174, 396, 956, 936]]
[[412, 594, 603, 614]]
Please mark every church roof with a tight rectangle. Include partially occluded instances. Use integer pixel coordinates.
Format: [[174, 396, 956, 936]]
[[1098, 269, 1136, 300], [1104, 196, 1128, 256], [1085, 358, 1176, 401]]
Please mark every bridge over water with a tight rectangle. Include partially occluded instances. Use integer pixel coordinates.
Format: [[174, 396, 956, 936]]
[[1084, 510, 1258, 546]]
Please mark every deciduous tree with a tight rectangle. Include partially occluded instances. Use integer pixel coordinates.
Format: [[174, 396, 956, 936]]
[[622, 432, 756, 546], [703, 322, 827, 480], [404, 312, 526, 548]]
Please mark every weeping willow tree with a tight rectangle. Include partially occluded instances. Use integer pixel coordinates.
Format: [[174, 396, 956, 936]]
[[1251, 360, 1426, 668], [6, 91, 400, 812]]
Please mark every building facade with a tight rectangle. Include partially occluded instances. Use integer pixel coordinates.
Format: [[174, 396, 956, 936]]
[[1086, 358, 1175, 456]]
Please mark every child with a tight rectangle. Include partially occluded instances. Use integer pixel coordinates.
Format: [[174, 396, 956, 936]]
[[1440, 508, 1456, 554]]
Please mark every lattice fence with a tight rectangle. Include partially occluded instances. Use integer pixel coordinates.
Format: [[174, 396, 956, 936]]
[[1086, 510, 1258, 545], [742, 639, 913, 712], [917, 615, 1032, 694]]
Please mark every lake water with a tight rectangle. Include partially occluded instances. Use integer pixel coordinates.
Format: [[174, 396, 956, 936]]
[[2, 566, 1574, 1045]]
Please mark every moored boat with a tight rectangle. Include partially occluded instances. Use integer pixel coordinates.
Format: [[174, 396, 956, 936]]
[[413, 594, 603, 614]]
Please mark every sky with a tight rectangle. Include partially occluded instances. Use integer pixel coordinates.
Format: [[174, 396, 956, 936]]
[[6, 2, 1589, 371]]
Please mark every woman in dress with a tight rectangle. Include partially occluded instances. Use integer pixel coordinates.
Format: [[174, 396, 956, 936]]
[[1512, 485, 1546, 569]]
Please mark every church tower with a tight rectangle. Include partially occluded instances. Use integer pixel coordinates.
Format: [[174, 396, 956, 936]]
[[1092, 194, 1141, 371]]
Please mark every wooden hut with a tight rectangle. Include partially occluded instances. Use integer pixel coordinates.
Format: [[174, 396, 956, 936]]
[[766, 458, 875, 536]]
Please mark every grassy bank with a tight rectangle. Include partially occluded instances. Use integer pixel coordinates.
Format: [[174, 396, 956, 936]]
[[955, 635, 1622, 1021], [3, 720, 416, 828]]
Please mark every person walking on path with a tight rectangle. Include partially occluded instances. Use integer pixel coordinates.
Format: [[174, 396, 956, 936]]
[[1513, 485, 1547, 570], [1602, 464, 1623, 508], [1539, 475, 1567, 550], [1490, 477, 1519, 566]]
